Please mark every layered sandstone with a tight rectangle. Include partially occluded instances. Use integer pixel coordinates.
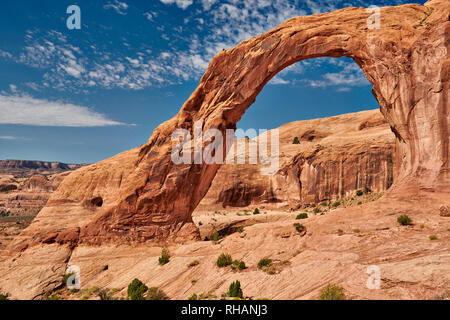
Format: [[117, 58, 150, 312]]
[[0, 0, 449, 299], [196, 110, 396, 211]]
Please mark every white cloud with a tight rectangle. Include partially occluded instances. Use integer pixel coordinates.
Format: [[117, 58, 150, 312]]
[[104, 0, 129, 15], [0, 136, 19, 140], [144, 11, 157, 21], [160, 0, 193, 10], [0, 94, 128, 127], [269, 76, 290, 85]]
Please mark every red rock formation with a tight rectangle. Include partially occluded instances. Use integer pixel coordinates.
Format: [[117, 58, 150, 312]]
[[0, 0, 448, 300], [0, 0, 447, 269], [196, 110, 396, 211]]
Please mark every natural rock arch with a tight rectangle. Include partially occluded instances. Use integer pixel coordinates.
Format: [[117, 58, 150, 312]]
[[4, 0, 449, 250]]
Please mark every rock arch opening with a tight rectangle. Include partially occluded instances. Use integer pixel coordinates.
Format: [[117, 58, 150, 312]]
[[5, 1, 447, 248]]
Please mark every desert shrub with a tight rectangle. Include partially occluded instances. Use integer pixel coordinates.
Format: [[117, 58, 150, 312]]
[[232, 260, 246, 271], [216, 253, 233, 267], [0, 210, 10, 217], [237, 226, 244, 233], [158, 248, 171, 265], [313, 208, 321, 214], [332, 201, 341, 208], [320, 202, 327, 206], [188, 260, 200, 267], [253, 208, 260, 215], [337, 229, 344, 235], [257, 258, 272, 269], [397, 215, 412, 226], [356, 190, 363, 196], [319, 284, 346, 300], [353, 229, 361, 233], [127, 278, 148, 300], [357, 201, 363, 205], [97, 289, 114, 300], [188, 293, 198, 300], [212, 231, 220, 242], [294, 223, 306, 233], [293, 137, 300, 145], [198, 221, 203, 226], [147, 287, 168, 300], [364, 186, 372, 194], [296, 213, 308, 220], [228, 281, 243, 298], [0, 292, 9, 300], [429, 234, 438, 240]]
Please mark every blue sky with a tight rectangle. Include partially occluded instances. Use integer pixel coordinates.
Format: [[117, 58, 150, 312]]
[[0, 0, 425, 164]]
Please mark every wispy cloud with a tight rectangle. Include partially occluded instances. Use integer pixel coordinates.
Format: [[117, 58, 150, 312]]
[[104, 0, 129, 15], [0, 94, 128, 127], [0, 136, 19, 140], [160, 0, 193, 10]]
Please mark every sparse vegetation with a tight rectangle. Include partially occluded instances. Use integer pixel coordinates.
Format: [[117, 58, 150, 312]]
[[332, 201, 341, 208], [216, 253, 233, 267], [319, 284, 346, 300], [127, 278, 148, 300], [0, 210, 11, 217], [293, 137, 300, 145], [253, 208, 260, 215], [313, 207, 321, 214], [296, 213, 308, 220], [227, 280, 243, 298], [429, 234, 438, 240], [97, 289, 114, 300], [294, 223, 306, 233], [237, 226, 244, 233], [188, 293, 198, 300], [188, 260, 200, 267], [337, 229, 344, 236], [397, 215, 412, 226], [258, 258, 272, 269], [353, 229, 361, 233], [356, 190, 363, 196], [212, 231, 220, 242], [147, 287, 168, 300], [0, 291, 9, 300], [158, 248, 171, 265], [231, 260, 246, 271]]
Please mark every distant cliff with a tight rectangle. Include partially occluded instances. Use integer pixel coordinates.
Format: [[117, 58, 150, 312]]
[[0, 160, 85, 177]]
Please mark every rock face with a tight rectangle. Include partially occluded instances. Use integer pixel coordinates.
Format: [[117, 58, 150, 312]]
[[0, 0, 449, 299], [196, 110, 396, 211]]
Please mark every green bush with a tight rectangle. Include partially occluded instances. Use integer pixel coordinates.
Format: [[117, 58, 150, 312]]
[[332, 201, 341, 207], [228, 281, 243, 298], [0, 292, 9, 300], [294, 223, 306, 233], [127, 278, 148, 300], [232, 260, 246, 271], [397, 215, 412, 226], [236, 226, 244, 233], [147, 287, 168, 300], [257, 258, 272, 269], [97, 289, 114, 300], [313, 208, 321, 214], [212, 231, 220, 242], [296, 213, 308, 220], [0, 210, 10, 217], [356, 190, 363, 196], [216, 253, 233, 267], [158, 248, 171, 265], [188, 293, 198, 300], [293, 137, 300, 145], [253, 208, 260, 215], [319, 284, 346, 300], [429, 234, 438, 240]]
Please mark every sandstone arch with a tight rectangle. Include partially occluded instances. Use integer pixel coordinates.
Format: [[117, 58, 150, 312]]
[[0, 0, 449, 300], [3, 0, 449, 251]]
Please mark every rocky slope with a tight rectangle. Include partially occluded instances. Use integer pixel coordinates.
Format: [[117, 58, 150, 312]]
[[0, 0, 448, 300], [195, 109, 396, 212]]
